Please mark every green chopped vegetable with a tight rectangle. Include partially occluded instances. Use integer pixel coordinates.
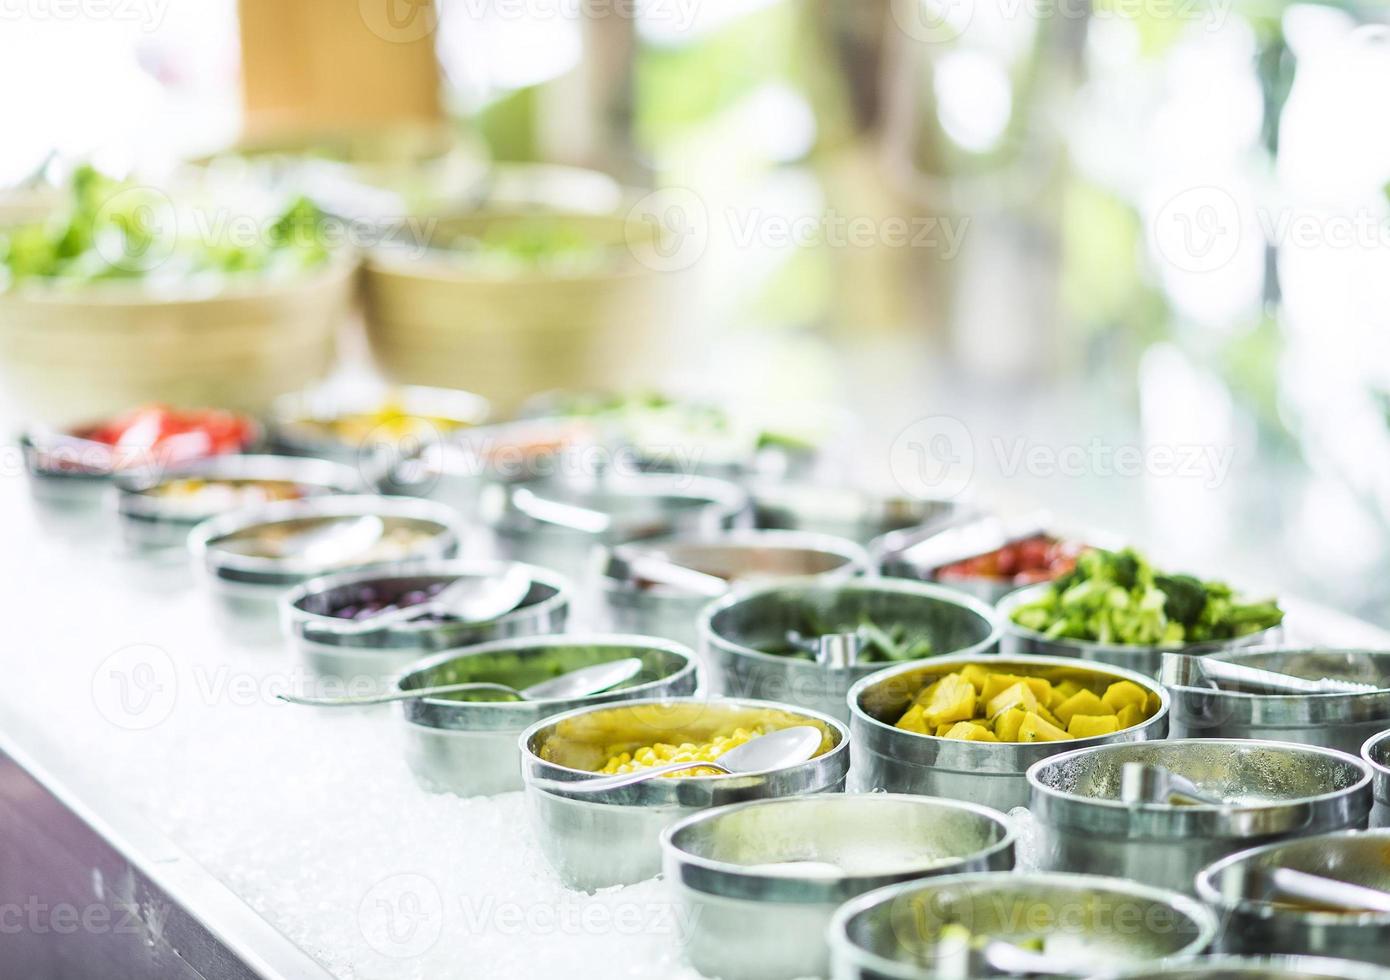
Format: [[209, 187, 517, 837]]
[[774, 613, 933, 664], [1009, 547, 1283, 648]]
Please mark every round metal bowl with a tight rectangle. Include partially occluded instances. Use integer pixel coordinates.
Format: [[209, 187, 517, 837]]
[[281, 560, 571, 688], [115, 454, 361, 552], [997, 583, 1282, 678], [849, 654, 1170, 811], [189, 495, 462, 636], [267, 384, 490, 482], [1099, 955, 1390, 979], [750, 484, 965, 546], [519, 696, 850, 891], [480, 473, 752, 584], [1028, 739, 1373, 896], [1195, 830, 1390, 964], [599, 529, 870, 651], [827, 871, 1218, 980], [397, 634, 697, 797], [701, 579, 1000, 722], [1363, 729, 1390, 828], [1165, 649, 1390, 754], [661, 794, 1015, 980]]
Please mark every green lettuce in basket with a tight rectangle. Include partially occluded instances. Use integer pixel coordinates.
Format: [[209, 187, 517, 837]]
[[1009, 547, 1283, 647]]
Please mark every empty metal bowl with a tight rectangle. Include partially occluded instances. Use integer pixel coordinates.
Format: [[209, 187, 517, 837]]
[[997, 583, 1282, 677], [662, 794, 1015, 980], [827, 871, 1218, 979], [189, 495, 461, 637], [520, 696, 850, 891], [751, 483, 967, 546], [1028, 739, 1373, 896], [282, 559, 571, 688], [599, 529, 870, 651], [701, 579, 1000, 722], [1098, 955, 1390, 979], [480, 473, 751, 584], [1363, 729, 1390, 828], [116, 454, 362, 552], [1196, 830, 1390, 964], [1165, 649, 1390, 754], [397, 634, 697, 797], [849, 654, 1169, 811]]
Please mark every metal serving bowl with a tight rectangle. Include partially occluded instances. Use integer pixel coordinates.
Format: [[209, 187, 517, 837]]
[[661, 794, 1015, 980], [519, 696, 850, 891], [1028, 739, 1373, 896], [599, 530, 870, 651], [1165, 649, 1390, 754], [1363, 730, 1390, 828], [480, 473, 751, 584], [282, 560, 570, 689], [827, 871, 1218, 979], [397, 634, 697, 797], [189, 495, 461, 637], [1195, 830, 1390, 964], [701, 579, 1000, 722], [751, 483, 967, 547], [115, 454, 362, 551], [996, 583, 1282, 678], [1099, 955, 1390, 979], [849, 654, 1169, 811], [268, 384, 490, 484]]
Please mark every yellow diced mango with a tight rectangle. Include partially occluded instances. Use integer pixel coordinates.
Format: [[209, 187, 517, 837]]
[[1055, 689, 1109, 727], [1036, 704, 1064, 728], [1116, 703, 1145, 731], [1101, 681, 1149, 714], [923, 675, 977, 729], [943, 721, 999, 742], [895, 703, 929, 734], [959, 664, 992, 693], [994, 707, 1026, 742], [1018, 711, 1069, 742], [935, 723, 956, 736], [986, 681, 1038, 719], [1068, 714, 1121, 739]]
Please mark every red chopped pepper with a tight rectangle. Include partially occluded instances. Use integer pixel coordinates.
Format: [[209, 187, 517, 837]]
[[935, 534, 1082, 586], [76, 405, 256, 466]]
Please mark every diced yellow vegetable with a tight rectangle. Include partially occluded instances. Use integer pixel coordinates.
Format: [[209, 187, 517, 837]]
[[912, 679, 941, 707], [923, 675, 977, 729], [1068, 714, 1121, 738], [1018, 712, 1070, 742], [1101, 680, 1149, 714], [935, 723, 956, 736], [986, 681, 1038, 719], [981, 673, 1051, 704], [943, 721, 999, 742], [1116, 704, 1144, 731], [994, 707, 1026, 742], [959, 664, 992, 693], [1036, 704, 1064, 728], [1055, 689, 1108, 726], [895, 703, 929, 734]]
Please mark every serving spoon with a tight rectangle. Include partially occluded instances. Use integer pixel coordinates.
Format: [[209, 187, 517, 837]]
[[329, 565, 531, 633], [1120, 762, 1226, 806], [277, 657, 643, 707], [278, 515, 384, 566], [1161, 653, 1379, 695], [536, 725, 823, 795], [1264, 868, 1390, 914]]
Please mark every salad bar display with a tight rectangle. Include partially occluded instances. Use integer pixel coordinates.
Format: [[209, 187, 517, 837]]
[[9, 376, 1390, 980]]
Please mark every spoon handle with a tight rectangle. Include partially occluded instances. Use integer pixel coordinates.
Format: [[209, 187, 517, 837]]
[[532, 760, 734, 795], [1270, 868, 1390, 914], [277, 681, 520, 707]]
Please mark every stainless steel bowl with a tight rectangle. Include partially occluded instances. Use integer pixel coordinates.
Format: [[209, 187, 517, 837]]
[[282, 560, 571, 688], [599, 529, 870, 651], [1098, 955, 1390, 979], [268, 384, 490, 486], [701, 579, 1000, 722], [520, 696, 850, 891], [1028, 739, 1373, 895], [997, 583, 1282, 678], [116, 454, 362, 551], [752, 483, 968, 546], [1165, 649, 1390, 753], [1363, 729, 1390, 828], [480, 473, 752, 585], [661, 794, 1015, 980], [827, 871, 1218, 979], [849, 654, 1170, 811], [1196, 830, 1390, 964], [189, 495, 462, 637], [398, 634, 698, 797]]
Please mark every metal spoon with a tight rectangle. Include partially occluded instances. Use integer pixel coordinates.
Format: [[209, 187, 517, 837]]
[[1266, 868, 1390, 914], [786, 629, 863, 667], [616, 552, 728, 597], [538, 725, 823, 794], [277, 657, 643, 707], [330, 565, 531, 633], [1161, 653, 1379, 695], [279, 515, 384, 566], [511, 488, 612, 534], [1120, 762, 1226, 806], [934, 927, 1082, 978]]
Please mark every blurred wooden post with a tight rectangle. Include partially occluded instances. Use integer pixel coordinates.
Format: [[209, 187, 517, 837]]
[[238, 0, 443, 137]]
